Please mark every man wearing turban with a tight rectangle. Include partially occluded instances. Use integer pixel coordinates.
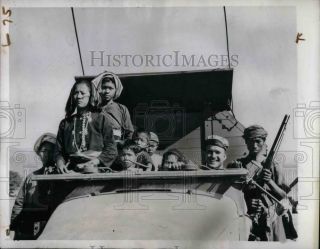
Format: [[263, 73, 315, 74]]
[[92, 71, 134, 142], [228, 125, 290, 241]]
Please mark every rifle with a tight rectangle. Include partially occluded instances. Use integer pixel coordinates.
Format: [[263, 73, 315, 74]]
[[264, 114, 290, 170], [246, 115, 290, 180], [237, 116, 294, 240], [246, 114, 291, 216]]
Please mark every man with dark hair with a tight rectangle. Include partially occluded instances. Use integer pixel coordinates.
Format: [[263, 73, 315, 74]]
[[111, 140, 143, 172], [229, 125, 291, 241], [132, 129, 153, 171], [147, 132, 162, 171], [160, 148, 188, 171], [160, 148, 198, 171]]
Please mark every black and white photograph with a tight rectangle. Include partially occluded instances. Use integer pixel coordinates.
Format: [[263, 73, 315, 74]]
[[0, 0, 319, 248]]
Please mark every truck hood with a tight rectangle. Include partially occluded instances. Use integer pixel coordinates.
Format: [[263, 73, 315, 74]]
[[39, 190, 244, 240]]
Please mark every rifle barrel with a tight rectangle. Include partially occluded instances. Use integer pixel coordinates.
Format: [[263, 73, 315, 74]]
[[269, 115, 290, 153], [265, 114, 290, 167], [250, 179, 283, 205]]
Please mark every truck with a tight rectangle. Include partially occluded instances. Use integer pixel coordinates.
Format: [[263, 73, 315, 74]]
[[33, 169, 251, 240]]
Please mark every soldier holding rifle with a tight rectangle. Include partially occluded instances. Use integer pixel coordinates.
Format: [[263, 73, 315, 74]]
[[229, 125, 288, 241]]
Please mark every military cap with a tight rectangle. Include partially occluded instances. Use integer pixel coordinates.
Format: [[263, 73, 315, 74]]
[[205, 135, 229, 151], [34, 133, 56, 155], [149, 132, 159, 143], [243, 125, 268, 140]]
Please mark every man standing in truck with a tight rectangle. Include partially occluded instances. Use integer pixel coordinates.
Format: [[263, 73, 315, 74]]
[[228, 125, 295, 241]]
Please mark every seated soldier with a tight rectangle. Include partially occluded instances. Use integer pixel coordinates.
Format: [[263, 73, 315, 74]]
[[160, 148, 197, 171], [132, 129, 153, 171], [10, 133, 56, 239], [201, 135, 229, 170], [146, 132, 162, 171], [111, 141, 143, 173]]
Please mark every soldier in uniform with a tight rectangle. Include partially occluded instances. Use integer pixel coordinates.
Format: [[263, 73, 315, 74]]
[[10, 133, 56, 239], [228, 125, 288, 241], [201, 135, 229, 170]]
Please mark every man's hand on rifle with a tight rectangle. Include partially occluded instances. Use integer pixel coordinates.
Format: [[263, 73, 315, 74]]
[[261, 168, 272, 183], [251, 199, 265, 214]]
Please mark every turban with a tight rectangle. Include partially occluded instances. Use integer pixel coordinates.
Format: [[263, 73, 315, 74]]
[[34, 133, 56, 155], [92, 71, 123, 100], [205, 135, 229, 151], [243, 125, 268, 140]]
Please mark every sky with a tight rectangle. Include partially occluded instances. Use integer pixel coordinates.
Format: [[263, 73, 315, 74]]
[[6, 6, 297, 152]]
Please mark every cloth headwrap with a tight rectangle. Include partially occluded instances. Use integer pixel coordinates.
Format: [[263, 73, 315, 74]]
[[34, 133, 56, 155], [205, 135, 229, 151], [92, 71, 123, 100], [243, 125, 268, 139]]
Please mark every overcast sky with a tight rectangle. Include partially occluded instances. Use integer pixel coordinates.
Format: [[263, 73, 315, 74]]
[[8, 6, 297, 150]]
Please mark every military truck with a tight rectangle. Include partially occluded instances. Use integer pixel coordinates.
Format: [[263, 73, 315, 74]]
[[34, 169, 250, 240], [13, 69, 253, 240]]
